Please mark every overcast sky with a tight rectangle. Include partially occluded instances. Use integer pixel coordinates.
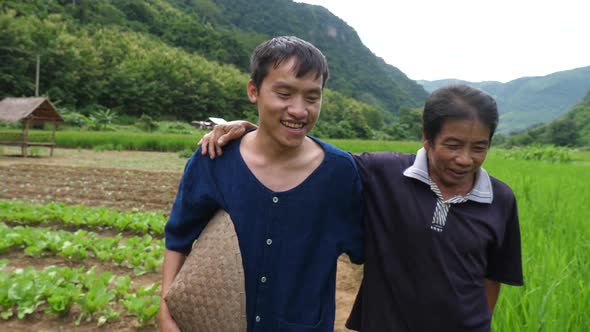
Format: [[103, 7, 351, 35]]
[[296, 0, 590, 83]]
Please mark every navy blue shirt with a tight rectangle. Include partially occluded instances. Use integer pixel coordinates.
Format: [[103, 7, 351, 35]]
[[347, 152, 523, 332], [165, 136, 364, 332]]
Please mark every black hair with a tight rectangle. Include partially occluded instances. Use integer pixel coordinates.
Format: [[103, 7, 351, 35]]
[[422, 84, 498, 144], [250, 36, 329, 92]]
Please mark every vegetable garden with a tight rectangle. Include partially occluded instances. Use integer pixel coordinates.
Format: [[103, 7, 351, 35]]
[[1, 145, 589, 331], [0, 175, 172, 330]]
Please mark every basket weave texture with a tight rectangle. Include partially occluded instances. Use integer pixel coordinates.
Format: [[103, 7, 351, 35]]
[[165, 210, 247, 332]]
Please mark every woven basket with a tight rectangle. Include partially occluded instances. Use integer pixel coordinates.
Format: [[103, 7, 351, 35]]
[[164, 210, 247, 332]]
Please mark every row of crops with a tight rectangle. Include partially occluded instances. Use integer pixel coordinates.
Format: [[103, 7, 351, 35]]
[[0, 200, 169, 327]]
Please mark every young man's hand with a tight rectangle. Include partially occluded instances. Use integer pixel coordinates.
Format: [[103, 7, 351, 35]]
[[159, 299, 181, 332], [198, 120, 257, 159], [160, 249, 186, 332]]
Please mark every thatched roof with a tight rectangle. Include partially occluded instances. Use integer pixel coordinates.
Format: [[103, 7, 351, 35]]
[[0, 97, 63, 123]]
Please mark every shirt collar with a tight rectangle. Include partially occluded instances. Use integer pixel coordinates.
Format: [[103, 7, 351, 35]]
[[403, 148, 493, 204]]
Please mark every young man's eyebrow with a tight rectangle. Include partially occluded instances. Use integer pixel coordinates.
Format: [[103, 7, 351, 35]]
[[271, 82, 294, 90], [271, 82, 321, 95], [441, 137, 463, 143], [442, 137, 489, 145]]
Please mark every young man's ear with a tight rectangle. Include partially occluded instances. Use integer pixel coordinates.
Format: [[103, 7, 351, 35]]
[[247, 81, 258, 103]]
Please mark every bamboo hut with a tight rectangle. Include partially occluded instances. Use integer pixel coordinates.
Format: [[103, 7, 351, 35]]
[[0, 97, 63, 157]]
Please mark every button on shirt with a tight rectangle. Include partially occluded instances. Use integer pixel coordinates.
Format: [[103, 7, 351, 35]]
[[165, 136, 364, 332]]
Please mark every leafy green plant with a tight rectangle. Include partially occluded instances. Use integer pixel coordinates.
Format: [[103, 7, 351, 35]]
[[135, 114, 159, 132], [496, 144, 573, 163], [0, 201, 166, 236], [121, 283, 161, 327], [0, 222, 164, 273], [1, 263, 160, 326], [6, 267, 45, 319], [158, 121, 195, 135], [45, 283, 81, 316], [89, 109, 119, 131], [76, 268, 116, 325], [61, 109, 91, 128], [178, 148, 194, 159]]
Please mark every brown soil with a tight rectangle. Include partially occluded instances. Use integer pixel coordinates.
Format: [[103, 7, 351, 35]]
[[0, 164, 181, 213], [0, 149, 362, 331]]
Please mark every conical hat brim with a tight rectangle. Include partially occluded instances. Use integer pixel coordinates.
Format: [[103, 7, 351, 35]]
[[165, 210, 246, 332]]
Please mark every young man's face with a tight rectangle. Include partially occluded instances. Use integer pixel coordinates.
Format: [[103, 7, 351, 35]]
[[423, 118, 491, 196], [247, 57, 323, 149]]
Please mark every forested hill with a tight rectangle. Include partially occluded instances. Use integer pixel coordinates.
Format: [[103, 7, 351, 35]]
[[418, 66, 590, 134], [507, 90, 590, 147], [1, 0, 426, 121], [205, 0, 428, 112]]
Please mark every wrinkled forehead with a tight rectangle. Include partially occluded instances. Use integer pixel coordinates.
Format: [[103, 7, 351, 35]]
[[436, 118, 491, 141]]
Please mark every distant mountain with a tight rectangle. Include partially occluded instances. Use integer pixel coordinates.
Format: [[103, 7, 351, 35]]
[[507, 90, 590, 146], [2, 0, 410, 138], [207, 0, 428, 113], [418, 66, 590, 133]]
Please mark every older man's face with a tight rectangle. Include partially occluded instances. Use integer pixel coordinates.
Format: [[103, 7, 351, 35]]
[[424, 118, 490, 198]]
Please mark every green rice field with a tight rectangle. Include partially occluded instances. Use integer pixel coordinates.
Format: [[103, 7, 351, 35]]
[[0, 136, 588, 330]]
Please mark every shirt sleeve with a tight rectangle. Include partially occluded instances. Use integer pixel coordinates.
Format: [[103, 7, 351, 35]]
[[165, 149, 222, 254], [486, 195, 524, 286], [340, 167, 365, 264]]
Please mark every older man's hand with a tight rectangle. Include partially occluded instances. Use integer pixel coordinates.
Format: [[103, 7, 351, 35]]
[[198, 120, 257, 159]]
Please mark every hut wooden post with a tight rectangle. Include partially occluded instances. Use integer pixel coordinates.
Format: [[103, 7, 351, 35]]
[[22, 118, 30, 158], [50, 121, 57, 157]]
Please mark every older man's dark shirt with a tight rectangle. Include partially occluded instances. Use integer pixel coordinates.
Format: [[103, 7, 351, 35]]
[[347, 150, 523, 332]]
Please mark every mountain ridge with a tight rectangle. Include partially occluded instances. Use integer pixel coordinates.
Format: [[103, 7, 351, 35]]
[[418, 66, 590, 133]]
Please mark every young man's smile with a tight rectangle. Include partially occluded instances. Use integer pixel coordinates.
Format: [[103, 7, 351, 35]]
[[280, 120, 305, 130]]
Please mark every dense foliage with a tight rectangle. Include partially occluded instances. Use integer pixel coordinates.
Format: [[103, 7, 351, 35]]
[[0, 8, 251, 121], [0, 0, 428, 139], [209, 0, 427, 112], [507, 91, 590, 147]]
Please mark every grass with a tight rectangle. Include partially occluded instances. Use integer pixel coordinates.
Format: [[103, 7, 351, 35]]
[[2, 130, 587, 330], [55, 131, 205, 152], [324, 142, 589, 330], [0, 129, 206, 152], [325, 139, 422, 154], [483, 158, 589, 331]]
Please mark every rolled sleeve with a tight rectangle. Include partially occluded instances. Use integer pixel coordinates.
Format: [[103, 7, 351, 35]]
[[165, 150, 222, 254], [341, 167, 365, 264], [486, 197, 524, 286]]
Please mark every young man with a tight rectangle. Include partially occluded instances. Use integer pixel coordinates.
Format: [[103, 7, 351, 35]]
[[199, 84, 524, 331], [160, 36, 364, 332]]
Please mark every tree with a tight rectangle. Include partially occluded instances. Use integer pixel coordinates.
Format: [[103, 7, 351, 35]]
[[135, 114, 159, 132], [546, 118, 578, 146], [89, 108, 118, 130]]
